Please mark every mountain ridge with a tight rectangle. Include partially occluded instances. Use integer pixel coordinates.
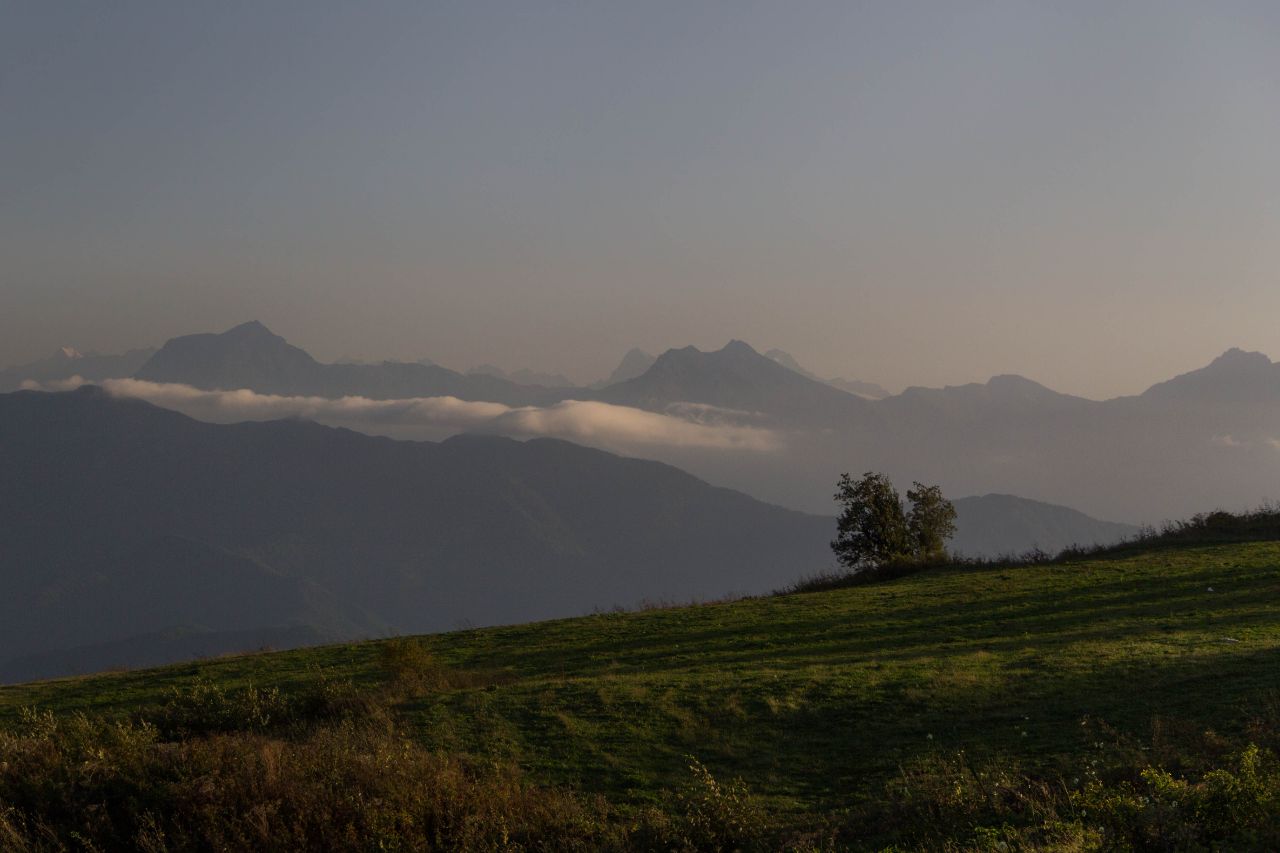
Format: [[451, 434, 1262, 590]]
[[1139, 347, 1279, 403], [950, 493, 1139, 556], [0, 386, 833, 681], [34, 321, 1280, 521], [0, 346, 156, 393], [597, 339, 876, 425], [135, 322, 565, 405], [764, 348, 890, 399]]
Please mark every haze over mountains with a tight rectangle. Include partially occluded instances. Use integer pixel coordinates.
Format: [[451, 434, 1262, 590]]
[[0, 381, 1142, 682], [596, 340, 877, 426], [13, 319, 1268, 681], [949, 495, 1139, 557], [764, 349, 890, 399], [0, 387, 832, 681], [468, 364, 575, 389], [0, 346, 155, 393], [592, 348, 657, 389], [11, 320, 1280, 525], [134, 321, 565, 406]]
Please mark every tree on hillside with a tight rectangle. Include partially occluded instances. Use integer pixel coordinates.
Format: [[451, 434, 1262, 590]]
[[831, 472, 909, 569], [831, 472, 956, 570], [906, 482, 958, 560]]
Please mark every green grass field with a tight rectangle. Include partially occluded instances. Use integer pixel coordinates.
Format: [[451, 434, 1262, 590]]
[[4, 539, 1278, 833]]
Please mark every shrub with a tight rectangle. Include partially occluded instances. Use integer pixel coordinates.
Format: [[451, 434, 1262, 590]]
[[143, 679, 291, 738], [139, 675, 376, 740], [835, 727, 1280, 851], [1077, 744, 1280, 851], [846, 749, 1085, 850], [379, 636, 449, 690], [659, 758, 770, 852]]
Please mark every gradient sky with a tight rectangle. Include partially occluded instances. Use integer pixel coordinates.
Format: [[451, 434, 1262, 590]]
[[3, 1, 1279, 397]]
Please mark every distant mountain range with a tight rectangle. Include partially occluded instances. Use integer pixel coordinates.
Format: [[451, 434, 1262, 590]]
[[0, 387, 832, 682], [587, 340, 1280, 522], [596, 340, 876, 426], [133, 321, 566, 405], [764, 349, 890, 399], [0, 346, 155, 392], [10, 321, 1269, 684], [0, 385, 1146, 682], [592, 347, 656, 388], [950, 495, 1139, 557], [9, 320, 1277, 522], [468, 363, 576, 388], [1139, 347, 1280, 404]]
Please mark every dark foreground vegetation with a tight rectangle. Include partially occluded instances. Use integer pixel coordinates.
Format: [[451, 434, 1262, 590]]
[[2, 666, 1279, 850], [0, 666, 633, 851], [3, 511, 1280, 850], [0, 645, 787, 851]]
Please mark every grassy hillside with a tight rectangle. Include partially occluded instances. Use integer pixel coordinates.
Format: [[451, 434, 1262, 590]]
[[3, 541, 1280, 848]]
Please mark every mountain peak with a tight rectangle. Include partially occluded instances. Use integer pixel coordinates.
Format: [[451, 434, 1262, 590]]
[[651, 340, 763, 366], [987, 373, 1038, 385], [985, 374, 1058, 397], [1140, 347, 1278, 400], [598, 337, 871, 424], [763, 348, 814, 378], [135, 321, 316, 393], [134, 323, 567, 404], [719, 340, 758, 357], [1207, 348, 1271, 371], [223, 320, 279, 340], [592, 348, 657, 388], [57, 346, 83, 360]]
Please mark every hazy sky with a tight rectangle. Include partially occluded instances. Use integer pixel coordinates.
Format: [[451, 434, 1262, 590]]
[[3, 1, 1279, 397]]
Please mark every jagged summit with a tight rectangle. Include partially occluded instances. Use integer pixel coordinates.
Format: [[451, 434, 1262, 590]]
[[589, 349, 651, 389], [591, 348, 657, 389], [222, 320, 279, 340], [1206, 347, 1272, 370], [135, 322, 318, 394], [1141, 347, 1278, 402], [720, 339, 758, 357], [597, 338, 873, 425], [642, 340, 770, 375]]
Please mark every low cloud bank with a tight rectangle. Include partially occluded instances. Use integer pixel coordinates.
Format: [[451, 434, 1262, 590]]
[[20, 376, 90, 392], [31, 377, 780, 453], [489, 399, 776, 450]]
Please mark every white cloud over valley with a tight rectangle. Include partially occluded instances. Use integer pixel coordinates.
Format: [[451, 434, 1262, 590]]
[[26, 377, 781, 453]]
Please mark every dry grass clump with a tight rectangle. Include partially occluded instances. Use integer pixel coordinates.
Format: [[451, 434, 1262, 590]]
[[0, 672, 781, 852], [379, 637, 510, 695], [0, 703, 621, 851]]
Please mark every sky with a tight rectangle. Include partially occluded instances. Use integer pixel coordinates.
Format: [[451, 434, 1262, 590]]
[[3, 1, 1279, 398]]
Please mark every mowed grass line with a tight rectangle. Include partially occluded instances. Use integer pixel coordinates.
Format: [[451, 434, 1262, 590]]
[[2, 541, 1278, 817]]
